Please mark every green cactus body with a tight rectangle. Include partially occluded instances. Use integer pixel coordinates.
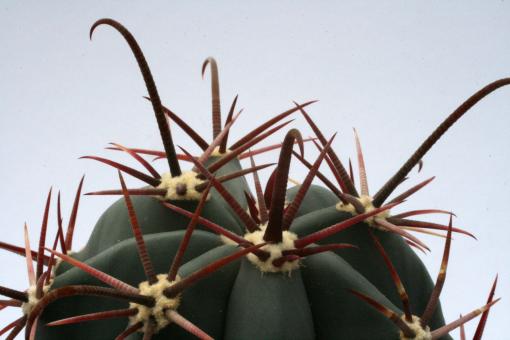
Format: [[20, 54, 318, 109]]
[[36, 123, 453, 339], [40, 227, 403, 339], [291, 207, 448, 336]]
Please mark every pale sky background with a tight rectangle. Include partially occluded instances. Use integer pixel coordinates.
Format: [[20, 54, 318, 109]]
[[1, 1, 509, 338]]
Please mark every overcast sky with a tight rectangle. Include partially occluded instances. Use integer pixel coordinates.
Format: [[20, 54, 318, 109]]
[[1, 1, 509, 338]]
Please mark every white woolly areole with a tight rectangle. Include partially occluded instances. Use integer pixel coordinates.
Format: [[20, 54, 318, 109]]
[[129, 274, 181, 333], [244, 224, 299, 273], [21, 284, 50, 315], [335, 195, 390, 228], [210, 146, 230, 157], [157, 171, 208, 201], [399, 315, 432, 340]]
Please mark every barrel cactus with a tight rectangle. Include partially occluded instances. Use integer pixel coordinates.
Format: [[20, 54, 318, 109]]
[[0, 18, 505, 340]]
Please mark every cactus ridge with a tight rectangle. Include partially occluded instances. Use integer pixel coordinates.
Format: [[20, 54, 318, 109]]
[[0, 18, 505, 340]]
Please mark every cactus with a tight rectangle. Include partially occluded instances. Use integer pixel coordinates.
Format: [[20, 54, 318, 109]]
[[0, 18, 505, 339]]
